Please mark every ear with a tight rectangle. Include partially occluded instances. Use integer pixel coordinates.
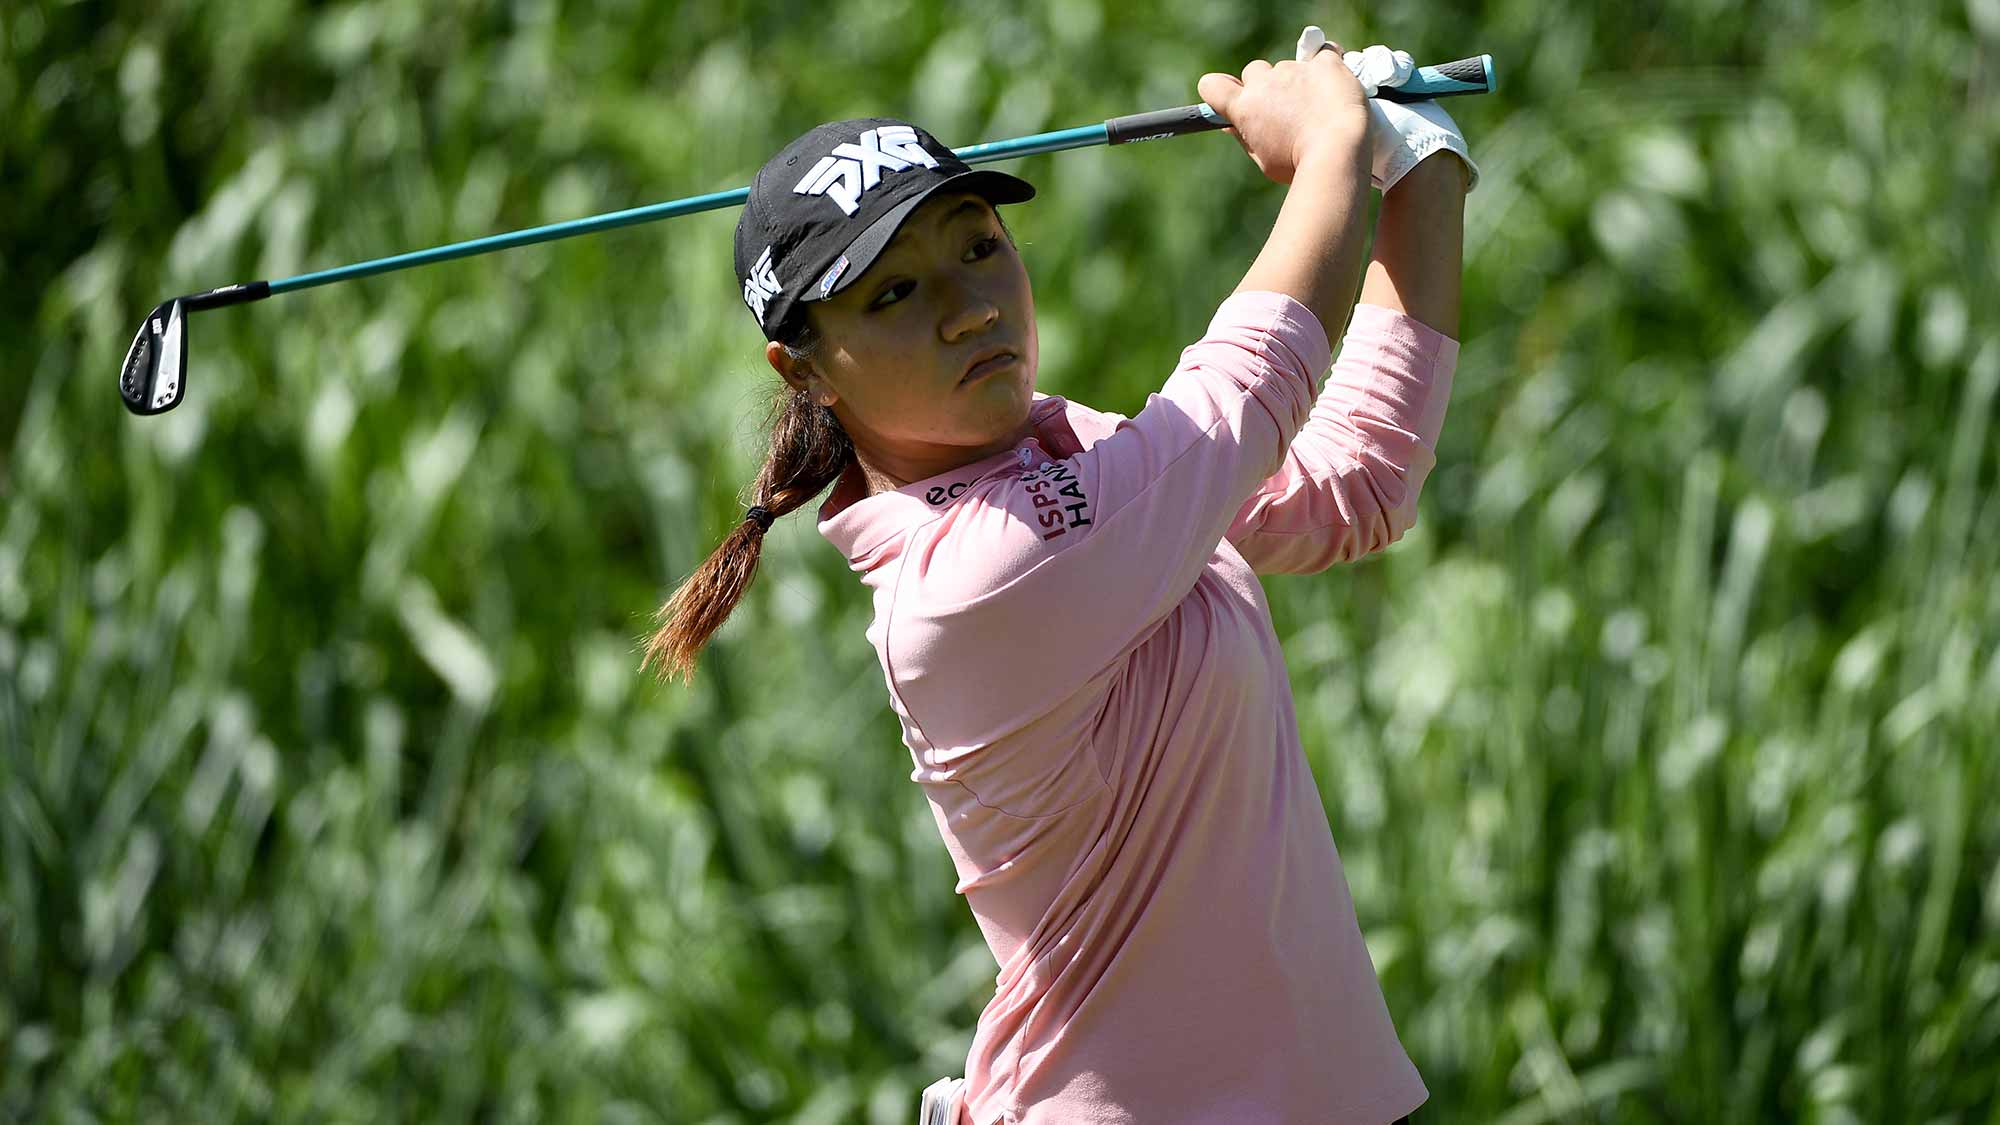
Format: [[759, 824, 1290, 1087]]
[[764, 340, 839, 407]]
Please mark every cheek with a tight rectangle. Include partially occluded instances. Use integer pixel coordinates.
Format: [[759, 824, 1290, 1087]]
[[835, 338, 935, 427], [1007, 263, 1037, 358]]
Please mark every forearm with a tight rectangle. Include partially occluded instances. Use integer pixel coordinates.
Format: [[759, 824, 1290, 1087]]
[[1233, 131, 1374, 344], [1356, 152, 1467, 339]]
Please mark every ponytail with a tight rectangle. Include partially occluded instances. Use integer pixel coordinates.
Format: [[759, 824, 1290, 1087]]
[[641, 320, 854, 682]]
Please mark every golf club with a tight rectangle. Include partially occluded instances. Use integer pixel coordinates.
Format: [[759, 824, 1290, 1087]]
[[119, 54, 1495, 416]]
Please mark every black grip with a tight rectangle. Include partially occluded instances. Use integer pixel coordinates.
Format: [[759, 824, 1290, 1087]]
[[1376, 55, 1494, 103], [183, 281, 271, 311], [1430, 57, 1490, 84], [1104, 105, 1227, 146]]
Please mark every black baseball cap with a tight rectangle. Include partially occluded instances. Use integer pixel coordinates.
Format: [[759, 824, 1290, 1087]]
[[733, 117, 1035, 341]]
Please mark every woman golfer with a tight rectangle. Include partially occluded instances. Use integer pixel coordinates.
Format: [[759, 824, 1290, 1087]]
[[645, 26, 1476, 1125]]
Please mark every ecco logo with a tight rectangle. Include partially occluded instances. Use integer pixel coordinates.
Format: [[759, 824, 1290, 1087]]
[[794, 125, 939, 217], [742, 245, 782, 321], [924, 480, 970, 507]]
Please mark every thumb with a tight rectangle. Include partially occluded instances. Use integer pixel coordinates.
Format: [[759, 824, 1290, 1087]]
[[1295, 25, 1327, 63], [1197, 71, 1242, 116]]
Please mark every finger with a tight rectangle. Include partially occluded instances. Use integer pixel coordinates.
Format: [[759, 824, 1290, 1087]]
[[1357, 44, 1399, 90], [1197, 71, 1244, 113], [1295, 25, 1326, 63], [1239, 58, 1272, 82], [1340, 48, 1374, 95], [1386, 48, 1416, 87], [1335, 47, 1374, 97], [1304, 47, 1347, 76]]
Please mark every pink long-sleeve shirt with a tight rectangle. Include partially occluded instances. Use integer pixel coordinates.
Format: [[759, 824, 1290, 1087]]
[[816, 292, 1458, 1124]]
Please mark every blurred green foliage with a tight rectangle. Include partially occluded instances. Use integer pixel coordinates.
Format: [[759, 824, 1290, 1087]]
[[4, 0, 1999, 1121]]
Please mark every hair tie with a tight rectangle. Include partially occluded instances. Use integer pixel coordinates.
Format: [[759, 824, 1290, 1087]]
[[744, 505, 774, 532]]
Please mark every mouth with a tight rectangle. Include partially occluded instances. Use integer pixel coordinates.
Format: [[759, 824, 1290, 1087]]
[[961, 348, 1019, 385]]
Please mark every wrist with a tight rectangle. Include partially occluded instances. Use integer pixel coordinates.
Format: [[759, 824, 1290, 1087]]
[[1385, 150, 1470, 201], [1292, 125, 1370, 180]]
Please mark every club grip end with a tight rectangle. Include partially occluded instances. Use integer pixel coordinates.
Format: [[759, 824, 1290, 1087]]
[[1378, 54, 1496, 102]]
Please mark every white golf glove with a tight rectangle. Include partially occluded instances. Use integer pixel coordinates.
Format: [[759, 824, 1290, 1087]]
[[1297, 26, 1480, 194]]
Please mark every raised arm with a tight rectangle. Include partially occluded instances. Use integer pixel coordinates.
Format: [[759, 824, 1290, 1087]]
[[1199, 50, 1375, 341], [1228, 151, 1468, 575], [1357, 153, 1466, 337]]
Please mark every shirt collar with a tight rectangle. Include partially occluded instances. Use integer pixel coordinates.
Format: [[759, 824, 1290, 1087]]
[[816, 393, 1074, 568]]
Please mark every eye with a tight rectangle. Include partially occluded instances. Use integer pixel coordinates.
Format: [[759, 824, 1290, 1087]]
[[869, 281, 915, 310], [866, 235, 1002, 311]]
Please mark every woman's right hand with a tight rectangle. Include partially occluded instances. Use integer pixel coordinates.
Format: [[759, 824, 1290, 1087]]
[[1197, 38, 1371, 185]]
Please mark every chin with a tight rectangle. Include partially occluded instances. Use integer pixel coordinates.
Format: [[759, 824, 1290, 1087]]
[[983, 379, 1036, 424]]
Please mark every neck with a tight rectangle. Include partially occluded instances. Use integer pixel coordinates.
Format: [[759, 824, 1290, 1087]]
[[853, 418, 1037, 497]]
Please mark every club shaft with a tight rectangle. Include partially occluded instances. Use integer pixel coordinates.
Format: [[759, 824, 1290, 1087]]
[[269, 188, 753, 294], [248, 54, 1493, 298], [267, 127, 1113, 296]]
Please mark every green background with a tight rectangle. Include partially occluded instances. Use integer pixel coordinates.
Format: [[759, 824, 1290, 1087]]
[[5, 1, 1998, 1121]]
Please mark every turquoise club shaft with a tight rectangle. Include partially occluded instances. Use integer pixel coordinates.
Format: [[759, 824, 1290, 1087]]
[[266, 124, 1113, 296]]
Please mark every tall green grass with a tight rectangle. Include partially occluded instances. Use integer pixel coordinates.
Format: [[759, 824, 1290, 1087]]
[[4, 1, 1996, 1121]]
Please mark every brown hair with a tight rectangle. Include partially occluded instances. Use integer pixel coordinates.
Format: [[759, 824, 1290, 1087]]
[[640, 314, 854, 682]]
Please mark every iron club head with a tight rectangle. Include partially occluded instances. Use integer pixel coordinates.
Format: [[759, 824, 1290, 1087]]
[[121, 298, 188, 415]]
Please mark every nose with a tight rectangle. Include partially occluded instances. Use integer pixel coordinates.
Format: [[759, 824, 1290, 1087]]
[[939, 273, 999, 342]]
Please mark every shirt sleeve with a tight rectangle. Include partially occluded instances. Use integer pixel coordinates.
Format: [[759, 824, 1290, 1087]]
[[878, 290, 1327, 745], [1224, 303, 1459, 575]]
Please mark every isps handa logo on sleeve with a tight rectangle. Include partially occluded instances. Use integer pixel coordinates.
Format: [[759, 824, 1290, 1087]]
[[1018, 460, 1091, 541]]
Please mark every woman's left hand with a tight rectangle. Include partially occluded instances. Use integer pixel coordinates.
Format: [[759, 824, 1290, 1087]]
[[1296, 26, 1481, 195]]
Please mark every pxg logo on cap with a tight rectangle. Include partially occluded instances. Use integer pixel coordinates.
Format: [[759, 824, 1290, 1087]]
[[742, 247, 782, 323], [731, 117, 1036, 341], [793, 124, 940, 217]]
